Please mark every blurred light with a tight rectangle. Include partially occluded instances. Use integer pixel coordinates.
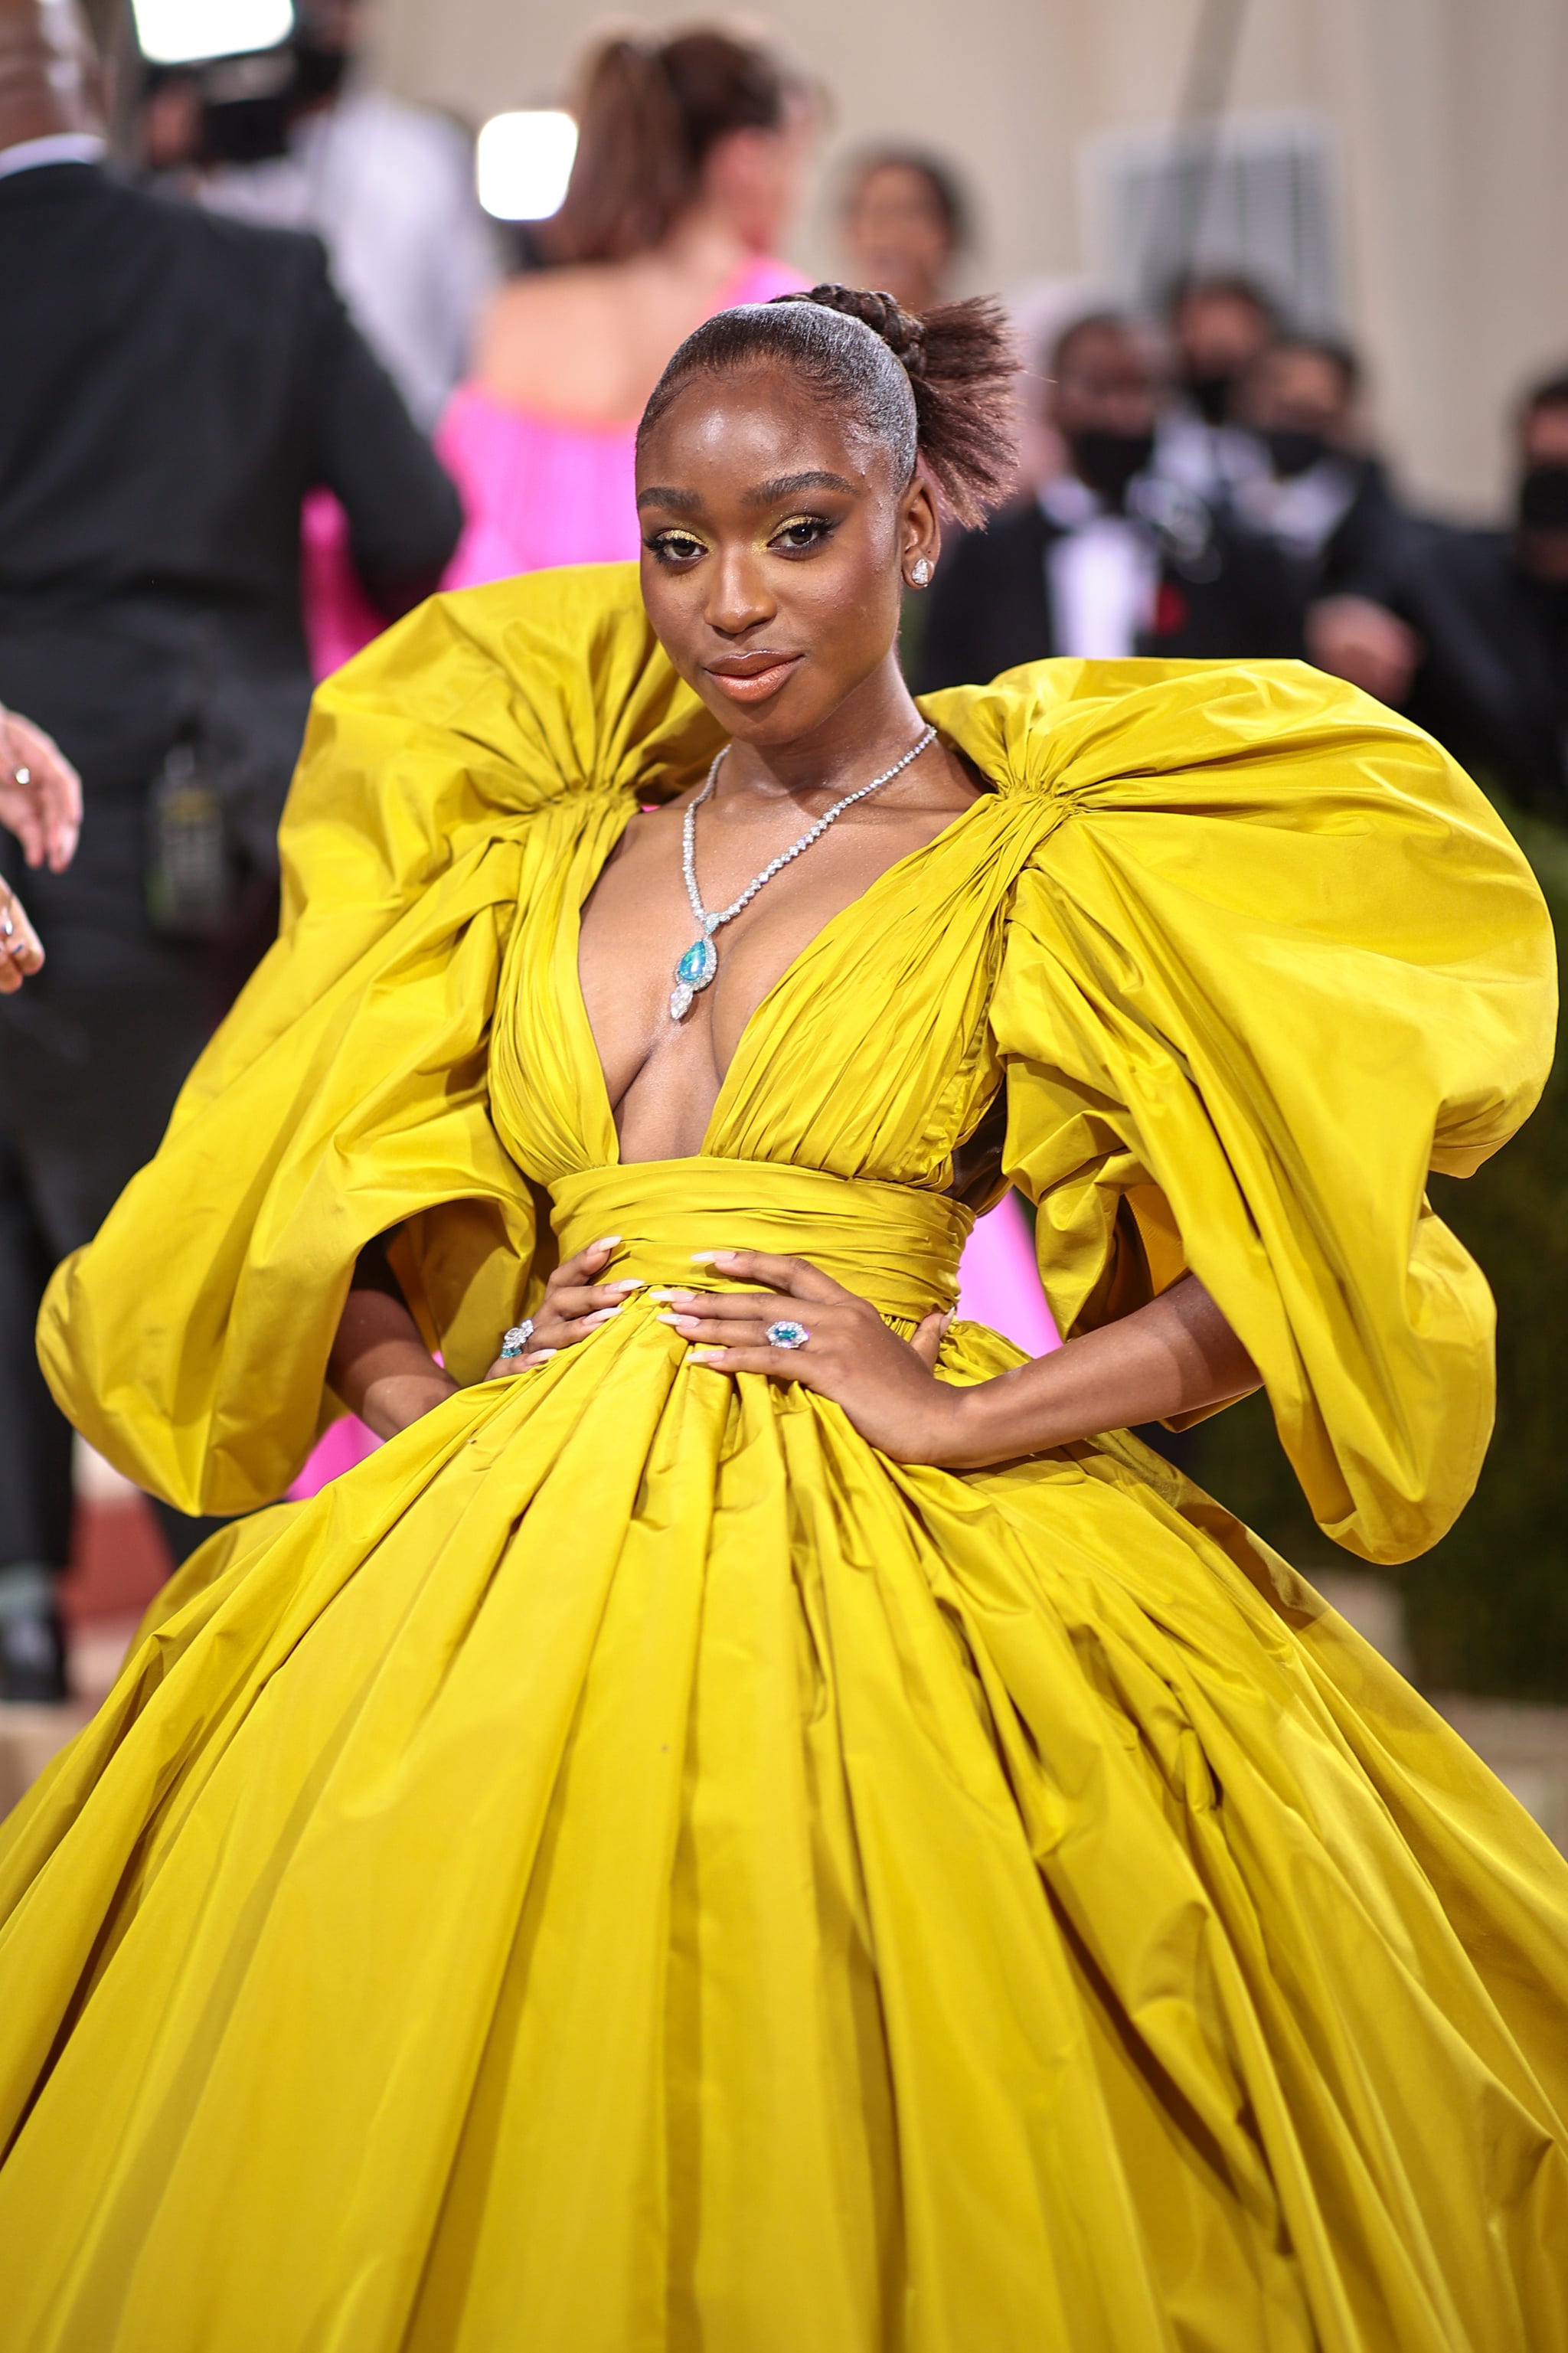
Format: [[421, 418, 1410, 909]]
[[130, 0, 295, 66], [476, 111, 578, 223]]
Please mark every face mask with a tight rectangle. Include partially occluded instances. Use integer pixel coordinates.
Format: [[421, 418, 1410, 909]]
[[1518, 465, 1568, 532], [1187, 371, 1233, 427], [1264, 426, 1330, 479], [1067, 428, 1156, 504], [291, 38, 350, 103]]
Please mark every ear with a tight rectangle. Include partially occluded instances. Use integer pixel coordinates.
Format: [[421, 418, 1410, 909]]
[[899, 469, 942, 591]]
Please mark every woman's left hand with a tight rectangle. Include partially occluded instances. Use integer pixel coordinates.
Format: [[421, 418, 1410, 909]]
[[658, 1249, 972, 1466]]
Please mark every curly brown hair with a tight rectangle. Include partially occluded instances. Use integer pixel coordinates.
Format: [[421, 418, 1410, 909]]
[[636, 283, 1020, 527]]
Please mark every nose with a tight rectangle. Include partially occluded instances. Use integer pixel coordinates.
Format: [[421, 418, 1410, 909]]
[[704, 541, 776, 639]]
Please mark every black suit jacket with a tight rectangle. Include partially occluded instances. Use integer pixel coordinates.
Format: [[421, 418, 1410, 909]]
[[1392, 524, 1568, 814], [1308, 459, 1418, 603], [0, 162, 461, 962], [914, 493, 1304, 695]]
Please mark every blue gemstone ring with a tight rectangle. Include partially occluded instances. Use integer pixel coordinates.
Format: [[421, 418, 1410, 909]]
[[499, 1320, 534, 1360], [764, 1319, 810, 1351]]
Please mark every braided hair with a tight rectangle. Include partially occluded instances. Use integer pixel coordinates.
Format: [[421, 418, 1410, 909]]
[[636, 283, 1019, 527]]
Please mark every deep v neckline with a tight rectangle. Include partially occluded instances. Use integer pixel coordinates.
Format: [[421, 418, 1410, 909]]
[[566, 789, 995, 1168]]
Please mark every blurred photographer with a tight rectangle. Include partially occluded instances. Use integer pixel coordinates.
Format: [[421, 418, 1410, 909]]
[[1236, 335, 1423, 711], [199, 0, 498, 429], [0, 0, 460, 1698]]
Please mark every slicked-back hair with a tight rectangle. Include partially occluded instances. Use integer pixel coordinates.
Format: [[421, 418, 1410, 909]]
[[637, 284, 1019, 528]]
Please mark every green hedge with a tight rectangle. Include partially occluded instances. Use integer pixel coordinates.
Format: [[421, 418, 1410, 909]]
[[1192, 803, 1568, 1701]]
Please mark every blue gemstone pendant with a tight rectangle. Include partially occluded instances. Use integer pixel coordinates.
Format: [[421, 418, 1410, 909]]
[[669, 933, 718, 1021]]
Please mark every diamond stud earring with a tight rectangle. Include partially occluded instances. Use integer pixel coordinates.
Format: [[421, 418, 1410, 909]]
[[909, 557, 933, 588]]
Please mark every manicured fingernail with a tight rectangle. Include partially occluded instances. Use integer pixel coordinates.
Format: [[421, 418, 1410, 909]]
[[600, 1278, 644, 1292], [689, 1250, 738, 1265], [585, 1303, 626, 1323], [530, 1348, 557, 1361], [687, 1350, 725, 1366], [655, 1312, 700, 1330], [591, 1235, 622, 1250], [647, 1287, 678, 1300]]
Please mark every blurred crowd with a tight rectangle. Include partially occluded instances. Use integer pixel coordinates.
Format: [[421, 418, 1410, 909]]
[[0, 0, 1565, 1700]]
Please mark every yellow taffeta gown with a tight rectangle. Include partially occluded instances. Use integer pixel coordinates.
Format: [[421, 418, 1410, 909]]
[[1, 567, 1566, 2352]]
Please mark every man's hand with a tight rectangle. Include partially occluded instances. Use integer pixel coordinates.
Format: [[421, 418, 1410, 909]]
[[0, 708, 82, 873], [1306, 595, 1422, 709], [0, 874, 45, 993]]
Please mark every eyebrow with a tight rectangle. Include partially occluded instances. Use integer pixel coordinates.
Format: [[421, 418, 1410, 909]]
[[634, 469, 858, 515], [740, 470, 857, 509]]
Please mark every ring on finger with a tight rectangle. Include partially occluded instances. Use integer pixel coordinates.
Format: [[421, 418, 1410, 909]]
[[499, 1319, 534, 1360], [763, 1319, 811, 1350]]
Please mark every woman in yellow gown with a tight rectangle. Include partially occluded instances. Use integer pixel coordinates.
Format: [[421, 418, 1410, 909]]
[[2, 286, 1566, 2351]]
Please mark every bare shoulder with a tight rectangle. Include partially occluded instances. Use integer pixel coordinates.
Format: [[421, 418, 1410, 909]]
[[472, 268, 633, 412]]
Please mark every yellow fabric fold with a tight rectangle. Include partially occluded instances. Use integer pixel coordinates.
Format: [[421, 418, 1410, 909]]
[[38, 569, 720, 1515], [959, 657, 1556, 1563], [550, 1157, 974, 1326], [36, 567, 1556, 1564]]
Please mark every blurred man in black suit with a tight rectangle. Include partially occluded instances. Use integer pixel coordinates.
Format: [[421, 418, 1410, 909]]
[[1389, 372, 1568, 815], [1158, 271, 1281, 506], [0, 0, 462, 1698], [917, 312, 1302, 694], [1235, 335, 1424, 713]]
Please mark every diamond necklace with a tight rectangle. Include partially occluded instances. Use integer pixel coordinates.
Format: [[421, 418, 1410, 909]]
[[668, 724, 937, 1021]]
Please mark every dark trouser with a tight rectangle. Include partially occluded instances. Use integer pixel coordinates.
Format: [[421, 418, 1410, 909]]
[[0, 966, 234, 1583]]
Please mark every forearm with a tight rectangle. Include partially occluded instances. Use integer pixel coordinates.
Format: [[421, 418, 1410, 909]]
[[327, 1284, 457, 1441], [941, 1273, 1259, 1468]]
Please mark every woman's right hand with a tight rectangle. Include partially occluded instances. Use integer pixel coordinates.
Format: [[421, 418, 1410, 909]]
[[485, 1237, 644, 1375], [0, 873, 44, 994]]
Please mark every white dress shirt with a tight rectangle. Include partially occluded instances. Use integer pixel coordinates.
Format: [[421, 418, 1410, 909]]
[[1234, 458, 1360, 559], [0, 132, 106, 179], [1039, 475, 1161, 660]]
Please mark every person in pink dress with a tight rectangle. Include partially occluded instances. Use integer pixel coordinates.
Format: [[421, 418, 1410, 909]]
[[438, 28, 815, 589]]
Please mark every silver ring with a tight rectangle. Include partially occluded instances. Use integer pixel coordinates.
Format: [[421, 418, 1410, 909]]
[[764, 1319, 810, 1350], [499, 1319, 534, 1359]]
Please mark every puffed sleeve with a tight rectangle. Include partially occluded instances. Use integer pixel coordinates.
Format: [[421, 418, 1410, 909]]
[[962, 657, 1556, 1564], [38, 564, 717, 1516]]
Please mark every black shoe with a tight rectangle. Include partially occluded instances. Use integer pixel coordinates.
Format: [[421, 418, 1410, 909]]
[[0, 1606, 70, 1704]]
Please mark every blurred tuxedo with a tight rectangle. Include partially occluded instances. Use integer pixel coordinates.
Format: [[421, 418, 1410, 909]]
[[916, 472, 1303, 692], [1393, 524, 1568, 815], [0, 152, 460, 1674], [1236, 452, 1414, 606]]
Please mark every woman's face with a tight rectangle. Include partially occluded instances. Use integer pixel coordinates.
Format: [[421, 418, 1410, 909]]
[[636, 362, 937, 751], [842, 163, 954, 315]]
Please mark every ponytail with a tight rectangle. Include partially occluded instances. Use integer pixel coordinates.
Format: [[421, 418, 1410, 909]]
[[547, 27, 792, 268], [546, 37, 690, 266]]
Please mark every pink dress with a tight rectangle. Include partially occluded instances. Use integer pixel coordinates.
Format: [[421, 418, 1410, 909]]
[[290, 256, 1057, 1500]]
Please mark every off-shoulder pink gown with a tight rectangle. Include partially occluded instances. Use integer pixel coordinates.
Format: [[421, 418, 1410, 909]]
[[292, 256, 1054, 1498]]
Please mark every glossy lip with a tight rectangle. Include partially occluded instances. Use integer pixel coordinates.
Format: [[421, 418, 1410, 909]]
[[704, 650, 803, 704]]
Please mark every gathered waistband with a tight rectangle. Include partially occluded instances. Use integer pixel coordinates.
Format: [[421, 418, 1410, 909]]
[[548, 1157, 974, 1327]]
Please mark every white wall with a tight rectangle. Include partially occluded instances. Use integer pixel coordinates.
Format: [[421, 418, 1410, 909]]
[[374, 0, 1568, 513]]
